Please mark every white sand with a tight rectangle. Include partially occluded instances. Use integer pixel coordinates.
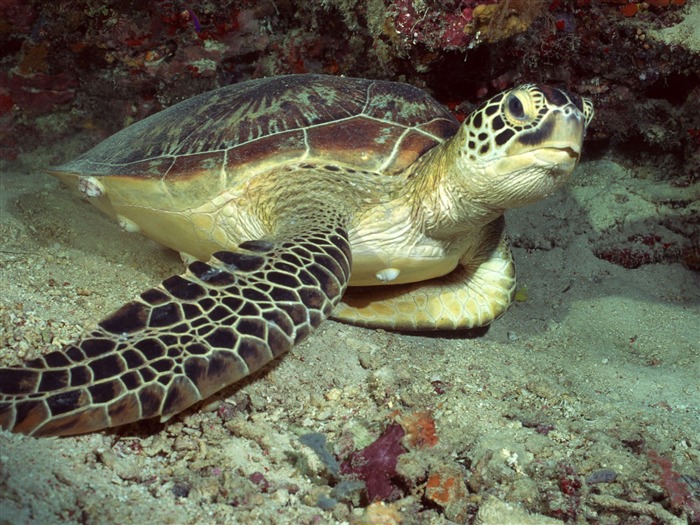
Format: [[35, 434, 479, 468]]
[[1, 156, 698, 524]]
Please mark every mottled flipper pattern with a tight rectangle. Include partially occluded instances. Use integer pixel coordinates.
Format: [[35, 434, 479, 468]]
[[0, 221, 350, 437]]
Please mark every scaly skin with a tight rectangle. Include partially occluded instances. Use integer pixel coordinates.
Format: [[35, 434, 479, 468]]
[[0, 76, 593, 436], [0, 212, 350, 436]]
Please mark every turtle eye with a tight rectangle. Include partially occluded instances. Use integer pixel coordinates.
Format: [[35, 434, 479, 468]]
[[506, 94, 526, 120]]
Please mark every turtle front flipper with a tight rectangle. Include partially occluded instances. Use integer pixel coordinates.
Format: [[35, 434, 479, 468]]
[[333, 219, 515, 330], [0, 222, 350, 437]]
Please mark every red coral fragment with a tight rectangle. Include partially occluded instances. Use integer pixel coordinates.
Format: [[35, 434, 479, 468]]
[[392, 0, 485, 50], [425, 466, 469, 521], [648, 450, 700, 521], [340, 423, 407, 502], [620, 3, 639, 17], [399, 411, 439, 449]]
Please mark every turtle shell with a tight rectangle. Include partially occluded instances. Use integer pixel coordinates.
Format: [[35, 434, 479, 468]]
[[51, 75, 458, 210]]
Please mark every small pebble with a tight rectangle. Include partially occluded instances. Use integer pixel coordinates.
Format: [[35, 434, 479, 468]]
[[171, 482, 191, 498], [586, 469, 617, 485], [299, 432, 340, 475]]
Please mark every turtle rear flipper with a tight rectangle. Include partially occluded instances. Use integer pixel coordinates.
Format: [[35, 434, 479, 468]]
[[0, 219, 350, 437]]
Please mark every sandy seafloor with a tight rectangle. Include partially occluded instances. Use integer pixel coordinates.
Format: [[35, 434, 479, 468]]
[[0, 153, 698, 525]]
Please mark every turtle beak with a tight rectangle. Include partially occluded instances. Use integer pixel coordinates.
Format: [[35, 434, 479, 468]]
[[532, 146, 580, 176], [561, 146, 580, 159], [539, 144, 580, 161], [514, 107, 585, 154], [529, 110, 586, 171], [517, 128, 584, 171], [552, 109, 586, 144]]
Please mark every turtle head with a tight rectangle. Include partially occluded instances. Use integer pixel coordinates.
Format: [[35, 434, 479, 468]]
[[457, 84, 593, 209]]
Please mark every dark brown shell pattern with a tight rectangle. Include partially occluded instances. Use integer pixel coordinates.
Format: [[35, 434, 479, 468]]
[[57, 74, 460, 186]]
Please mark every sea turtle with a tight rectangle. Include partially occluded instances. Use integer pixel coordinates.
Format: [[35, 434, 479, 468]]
[[0, 74, 593, 437]]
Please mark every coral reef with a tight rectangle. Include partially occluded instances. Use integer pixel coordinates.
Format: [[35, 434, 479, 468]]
[[0, 0, 697, 181], [391, 0, 547, 51]]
